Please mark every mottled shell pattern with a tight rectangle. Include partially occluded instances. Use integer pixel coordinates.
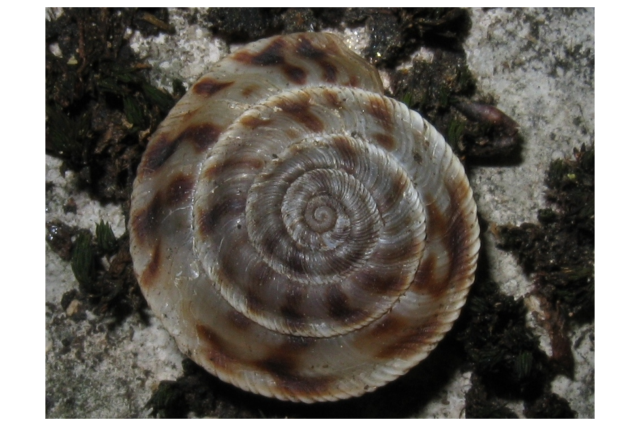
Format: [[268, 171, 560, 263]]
[[130, 32, 480, 403]]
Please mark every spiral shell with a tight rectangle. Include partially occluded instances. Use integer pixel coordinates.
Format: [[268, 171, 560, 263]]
[[130, 32, 480, 403]]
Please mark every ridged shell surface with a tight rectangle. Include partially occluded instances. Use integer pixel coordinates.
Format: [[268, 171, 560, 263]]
[[129, 32, 480, 403]]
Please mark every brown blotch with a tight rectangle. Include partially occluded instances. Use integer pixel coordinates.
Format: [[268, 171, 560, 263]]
[[192, 78, 234, 97], [198, 195, 246, 236], [332, 135, 357, 173], [372, 132, 397, 151], [366, 97, 394, 132], [282, 334, 316, 350], [140, 134, 179, 176], [240, 114, 273, 130], [234, 38, 286, 66], [369, 315, 409, 339], [203, 164, 220, 181], [374, 318, 440, 360], [246, 291, 266, 314], [294, 37, 337, 83], [283, 64, 307, 85], [254, 354, 332, 397], [285, 128, 300, 139], [140, 241, 162, 288], [166, 173, 195, 207], [325, 285, 364, 323], [247, 261, 273, 287], [418, 187, 470, 296], [413, 253, 448, 296], [295, 36, 327, 60], [322, 90, 342, 109], [178, 123, 221, 152], [422, 196, 463, 297], [355, 269, 406, 295], [241, 84, 259, 98], [445, 206, 473, 286], [221, 155, 265, 173], [348, 74, 360, 88], [375, 177, 406, 214], [319, 60, 338, 83], [413, 151, 423, 165], [280, 289, 305, 329], [286, 249, 307, 275], [274, 95, 324, 133], [227, 310, 253, 331], [131, 192, 163, 244], [260, 232, 282, 260], [196, 324, 238, 372]]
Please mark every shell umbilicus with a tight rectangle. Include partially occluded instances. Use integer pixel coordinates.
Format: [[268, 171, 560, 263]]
[[129, 32, 480, 403]]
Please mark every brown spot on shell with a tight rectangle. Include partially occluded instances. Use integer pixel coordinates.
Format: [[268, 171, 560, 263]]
[[422, 196, 459, 298], [131, 192, 163, 244], [203, 164, 220, 181], [283, 64, 307, 85], [413, 253, 445, 296], [166, 173, 195, 207], [227, 310, 253, 331], [233, 38, 286, 66], [319, 60, 338, 83], [280, 289, 305, 329], [241, 84, 260, 98], [178, 123, 221, 152], [322, 90, 342, 109], [369, 316, 409, 339], [354, 268, 407, 296], [140, 134, 179, 176], [254, 354, 333, 398], [294, 37, 338, 83], [413, 150, 423, 165], [366, 97, 394, 132], [197, 195, 246, 237], [240, 115, 273, 130], [140, 241, 162, 288], [325, 285, 364, 323], [445, 201, 475, 289], [372, 132, 397, 151], [331, 135, 357, 173], [274, 94, 323, 133], [221, 155, 265, 174], [192, 78, 234, 97], [374, 318, 440, 360], [348, 74, 360, 87], [196, 324, 239, 372], [295, 36, 327, 60], [285, 248, 306, 275], [246, 291, 266, 315]]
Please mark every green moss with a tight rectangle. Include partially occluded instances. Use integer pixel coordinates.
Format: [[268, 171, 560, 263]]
[[71, 231, 95, 292], [95, 220, 117, 255], [447, 119, 466, 146]]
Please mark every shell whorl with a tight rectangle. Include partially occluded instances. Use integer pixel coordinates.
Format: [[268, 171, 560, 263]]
[[129, 32, 480, 403]]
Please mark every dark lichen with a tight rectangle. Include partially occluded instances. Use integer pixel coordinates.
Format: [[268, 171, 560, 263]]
[[458, 281, 549, 401], [523, 390, 576, 418], [46, 8, 179, 202], [496, 145, 594, 377], [498, 145, 594, 323], [464, 373, 518, 419]]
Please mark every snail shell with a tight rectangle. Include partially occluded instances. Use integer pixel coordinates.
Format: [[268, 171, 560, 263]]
[[130, 32, 480, 403]]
